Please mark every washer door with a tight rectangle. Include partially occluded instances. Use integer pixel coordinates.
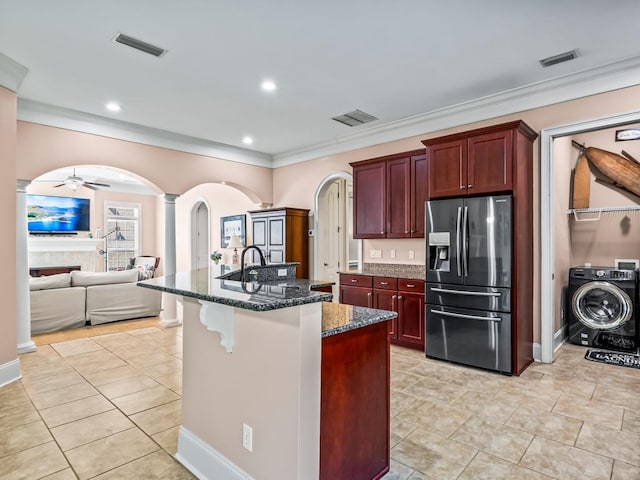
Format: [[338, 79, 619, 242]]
[[571, 281, 633, 330]]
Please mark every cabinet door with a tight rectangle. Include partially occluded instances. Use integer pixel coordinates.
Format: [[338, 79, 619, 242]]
[[373, 288, 398, 339], [339, 286, 373, 308], [251, 218, 268, 264], [427, 139, 467, 198], [267, 216, 285, 264], [386, 157, 411, 238], [397, 292, 425, 348], [353, 161, 386, 238], [467, 129, 513, 194], [410, 153, 427, 237]]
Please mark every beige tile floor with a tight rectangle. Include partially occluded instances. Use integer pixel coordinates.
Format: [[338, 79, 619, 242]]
[[1, 319, 640, 479]]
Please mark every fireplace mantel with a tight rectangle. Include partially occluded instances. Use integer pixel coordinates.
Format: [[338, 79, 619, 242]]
[[28, 236, 103, 272]]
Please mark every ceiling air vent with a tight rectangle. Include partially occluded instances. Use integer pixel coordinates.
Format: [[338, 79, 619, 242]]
[[539, 49, 577, 68], [332, 109, 378, 127], [114, 33, 167, 58]]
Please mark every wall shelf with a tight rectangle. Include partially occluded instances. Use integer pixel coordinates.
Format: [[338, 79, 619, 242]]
[[567, 205, 640, 222]]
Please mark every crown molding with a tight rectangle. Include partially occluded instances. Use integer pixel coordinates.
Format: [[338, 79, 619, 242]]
[[0, 53, 28, 93], [272, 54, 640, 167], [17, 99, 274, 168], [15, 54, 640, 170]]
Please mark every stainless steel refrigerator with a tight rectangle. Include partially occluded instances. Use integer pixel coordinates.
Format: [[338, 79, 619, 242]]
[[425, 194, 512, 374]]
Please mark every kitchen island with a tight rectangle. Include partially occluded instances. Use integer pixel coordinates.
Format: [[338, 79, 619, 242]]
[[138, 267, 396, 480]]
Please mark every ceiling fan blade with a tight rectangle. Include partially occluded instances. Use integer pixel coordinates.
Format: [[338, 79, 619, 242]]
[[53, 183, 65, 188], [83, 184, 98, 191], [85, 181, 111, 187]]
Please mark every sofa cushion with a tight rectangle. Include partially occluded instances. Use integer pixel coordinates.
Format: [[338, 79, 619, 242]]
[[71, 269, 138, 286], [29, 273, 72, 291]]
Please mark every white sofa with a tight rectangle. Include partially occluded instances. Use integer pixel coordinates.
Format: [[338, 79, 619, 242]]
[[30, 269, 162, 334]]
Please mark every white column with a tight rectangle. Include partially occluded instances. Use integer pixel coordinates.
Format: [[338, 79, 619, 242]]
[[160, 193, 181, 327], [17, 180, 36, 353]]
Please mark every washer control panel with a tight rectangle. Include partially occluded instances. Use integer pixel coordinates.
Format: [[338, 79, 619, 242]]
[[570, 267, 637, 282]]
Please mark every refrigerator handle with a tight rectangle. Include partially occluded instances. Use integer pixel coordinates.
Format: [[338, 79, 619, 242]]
[[462, 206, 469, 277], [456, 206, 462, 276]]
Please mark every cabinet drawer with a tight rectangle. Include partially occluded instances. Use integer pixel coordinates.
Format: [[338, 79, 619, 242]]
[[373, 277, 398, 290], [398, 279, 425, 293], [340, 274, 373, 288]]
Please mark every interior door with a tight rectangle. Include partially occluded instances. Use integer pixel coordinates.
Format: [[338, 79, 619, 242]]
[[191, 201, 209, 269], [319, 180, 342, 294]]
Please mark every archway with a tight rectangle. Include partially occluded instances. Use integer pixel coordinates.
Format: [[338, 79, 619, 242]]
[[313, 172, 360, 299]]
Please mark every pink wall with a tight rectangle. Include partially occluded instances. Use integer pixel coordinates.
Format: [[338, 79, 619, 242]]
[[0, 86, 17, 366], [16, 122, 273, 204]]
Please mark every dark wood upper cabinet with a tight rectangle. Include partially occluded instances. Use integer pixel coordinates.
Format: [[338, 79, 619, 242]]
[[351, 149, 426, 239], [426, 139, 467, 198], [352, 161, 386, 239], [467, 129, 513, 195], [386, 157, 411, 238], [423, 121, 533, 199]]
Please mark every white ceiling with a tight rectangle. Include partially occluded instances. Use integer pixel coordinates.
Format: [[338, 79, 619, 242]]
[[2, 1, 640, 168]]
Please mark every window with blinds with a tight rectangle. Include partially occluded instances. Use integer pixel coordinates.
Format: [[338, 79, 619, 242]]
[[104, 202, 141, 271]]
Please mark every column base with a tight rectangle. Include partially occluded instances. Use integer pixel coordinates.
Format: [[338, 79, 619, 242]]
[[160, 318, 183, 328], [17, 341, 36, 354]]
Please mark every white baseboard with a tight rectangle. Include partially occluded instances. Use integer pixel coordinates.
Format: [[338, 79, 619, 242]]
[[175, 427, 254, 480], [0, 359, 21, 388], [533, 328, 566, 363]]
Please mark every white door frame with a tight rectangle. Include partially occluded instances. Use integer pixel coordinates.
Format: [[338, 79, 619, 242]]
[[312, 172, 359, 279], [540, 110, 640, 363]]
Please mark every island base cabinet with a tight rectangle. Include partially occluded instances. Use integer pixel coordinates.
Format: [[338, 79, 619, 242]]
[[320, 321, 390, 480]]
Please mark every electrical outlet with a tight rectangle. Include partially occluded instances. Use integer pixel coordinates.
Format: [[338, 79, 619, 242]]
[[277, 269, 287, 277], [390, 249, 396, 259], [370, 249, 382, 258], [408, 250, 415, 259], [243, 423, 253, 452]]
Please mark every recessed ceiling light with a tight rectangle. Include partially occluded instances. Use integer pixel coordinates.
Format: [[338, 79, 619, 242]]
[[261, 80, 277, 92], [105, 102, 122, 112], [242, 136, 254, 145]]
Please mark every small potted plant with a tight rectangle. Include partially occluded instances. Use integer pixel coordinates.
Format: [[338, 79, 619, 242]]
[[211, 251, 222, 264]]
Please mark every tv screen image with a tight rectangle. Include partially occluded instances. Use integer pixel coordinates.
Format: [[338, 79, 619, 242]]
[[27, 194, 90, 232]]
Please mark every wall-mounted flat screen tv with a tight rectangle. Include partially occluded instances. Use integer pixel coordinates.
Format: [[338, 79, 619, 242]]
[[27, 194, 90, 233]]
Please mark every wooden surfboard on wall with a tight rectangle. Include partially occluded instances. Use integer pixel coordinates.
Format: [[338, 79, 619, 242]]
[[572, 155, 590, 209], [584, 146, 640, 197]]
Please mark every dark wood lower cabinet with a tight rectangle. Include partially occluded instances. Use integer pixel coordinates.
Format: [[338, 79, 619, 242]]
[[320, 321, 390, 480], [343, 274, 425, 350]]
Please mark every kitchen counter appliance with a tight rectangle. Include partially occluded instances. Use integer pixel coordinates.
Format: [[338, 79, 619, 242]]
[[425, 194, 512, 374]]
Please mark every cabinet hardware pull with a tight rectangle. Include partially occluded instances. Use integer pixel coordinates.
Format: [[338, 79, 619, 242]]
[[406, 284, 415, 288], [430, 287, 501, 297], [468, 184, 474, 188], [351, 279, 358, 283], [430, 309, 501, 322], [460, 185, 465, 189], [381, 282, 388, 285]]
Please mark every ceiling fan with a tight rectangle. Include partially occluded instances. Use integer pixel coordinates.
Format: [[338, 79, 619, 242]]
[[53, 168, 111, 191]]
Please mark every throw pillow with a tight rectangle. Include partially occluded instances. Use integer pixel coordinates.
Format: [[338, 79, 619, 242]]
[[136, 264, 155, 280]]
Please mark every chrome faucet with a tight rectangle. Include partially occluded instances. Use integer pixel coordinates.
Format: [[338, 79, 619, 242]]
[[240, 245, 267, 282]]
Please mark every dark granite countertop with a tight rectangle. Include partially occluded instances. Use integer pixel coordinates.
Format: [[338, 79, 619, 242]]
[[321, 302, 396, 337], [138, 268, 333, 312], [338, 264, 426, 281]]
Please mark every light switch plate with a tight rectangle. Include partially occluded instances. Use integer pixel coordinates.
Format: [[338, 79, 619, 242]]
[[370, 250, 382, 258], [277, 269, 287, 277], [408, 250, 415, 259]]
